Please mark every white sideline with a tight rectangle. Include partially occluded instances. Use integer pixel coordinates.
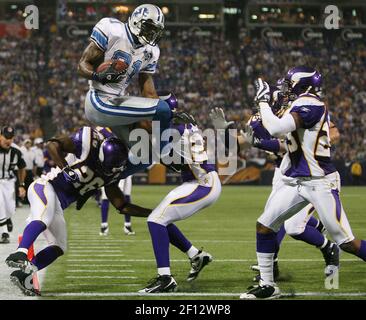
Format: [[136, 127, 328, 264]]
[[42, 291, 366, 298], [0, 207, 47, 300]]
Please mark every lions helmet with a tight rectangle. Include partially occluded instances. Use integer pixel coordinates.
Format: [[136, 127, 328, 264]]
[[128, 4, 165, 46], [283, 66, 322, 98], [98, 137, 129, 176]]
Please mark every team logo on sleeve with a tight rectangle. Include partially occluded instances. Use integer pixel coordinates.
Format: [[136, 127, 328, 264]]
[[143, 50, 153, 61]]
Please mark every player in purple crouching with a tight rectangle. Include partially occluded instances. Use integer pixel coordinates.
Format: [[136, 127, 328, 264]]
[[5, 127, 151, 296]]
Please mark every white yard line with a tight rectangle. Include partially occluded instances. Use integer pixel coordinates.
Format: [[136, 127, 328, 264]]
[[67, 264, 132, 267], [67, 254, 125, 257], [65, 276, 137, 279], [66, 258, 360, 263], [43, 291, 366, 298], [67, 270, 135, 273], [67, 239, 305, 244], [68, 250, 124, 253], [65, 283, 142, 287]]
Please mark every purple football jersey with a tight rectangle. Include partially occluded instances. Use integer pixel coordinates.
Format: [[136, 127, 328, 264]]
[[46, 127, 122, 209]]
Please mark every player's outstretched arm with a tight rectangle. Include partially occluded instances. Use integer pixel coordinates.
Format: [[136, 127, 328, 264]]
[[46, 135, 76, 169], [105, 184, 152, 218], [138, 73, 159, 98], [78, 41, 104, 80], [255, 78, 299, 137]]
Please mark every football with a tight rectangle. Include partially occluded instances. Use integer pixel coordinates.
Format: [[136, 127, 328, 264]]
[[96, 59, 128, 73]]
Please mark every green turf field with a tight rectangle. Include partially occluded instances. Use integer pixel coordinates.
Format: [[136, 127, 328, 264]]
[[41, 186, 366, 300]]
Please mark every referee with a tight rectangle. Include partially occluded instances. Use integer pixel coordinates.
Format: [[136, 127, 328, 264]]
[[0, 126, 26, 244]]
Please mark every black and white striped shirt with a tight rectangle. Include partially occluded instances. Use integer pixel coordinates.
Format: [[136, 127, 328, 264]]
[[0, 145, 26, 180]]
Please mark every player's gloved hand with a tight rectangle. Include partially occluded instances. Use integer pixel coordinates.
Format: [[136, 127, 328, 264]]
[[92, 61, 126, 85], [239, 124, 254, 146], [209, 107, 234, 130], [254, 78, 271, 104], [172, 111, 197, 126], [62, 166, 79, 183]]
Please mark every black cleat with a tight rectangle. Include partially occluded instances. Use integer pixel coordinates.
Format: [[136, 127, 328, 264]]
[[321, 242, 340, 276], [6, 218, 13, 232], [252, 260, 280, 282], [0, 232, 10, 244], [139, 275, 177, 293], [99, 226, 109, 236], [6, 251, 37, 274], [10, 270, 40, 296], [187, 250, 213, 282], [240, 284, 281, 300]]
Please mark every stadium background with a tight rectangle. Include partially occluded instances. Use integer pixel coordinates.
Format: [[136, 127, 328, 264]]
[[0, 0, 366, 186]]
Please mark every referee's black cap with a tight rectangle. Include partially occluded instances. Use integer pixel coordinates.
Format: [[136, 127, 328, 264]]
[[1, 126, 15, 139]]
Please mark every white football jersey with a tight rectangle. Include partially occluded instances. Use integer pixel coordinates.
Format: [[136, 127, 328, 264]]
[[89, 17, 160, 96], [282, 93, 336, 178]]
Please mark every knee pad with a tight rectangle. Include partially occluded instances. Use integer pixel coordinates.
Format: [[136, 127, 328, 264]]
[[153, 100, 171, 123], [284, 221, 304, 236]]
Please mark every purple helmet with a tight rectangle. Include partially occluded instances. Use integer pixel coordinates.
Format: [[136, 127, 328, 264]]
[[158, 91, 178, 110], [98, 137, 128, 176], [284, 66, 322, 97]]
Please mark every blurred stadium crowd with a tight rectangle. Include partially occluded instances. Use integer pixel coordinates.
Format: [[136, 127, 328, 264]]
[[0, 21, 365, 182]]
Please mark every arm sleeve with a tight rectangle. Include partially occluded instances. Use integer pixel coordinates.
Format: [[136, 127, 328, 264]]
[[254, 139, 280, 153], [259, 102, 297, 137], [90, 18, 110, 52], [140, 47, 160, 74], [119, 162, 151, 179]]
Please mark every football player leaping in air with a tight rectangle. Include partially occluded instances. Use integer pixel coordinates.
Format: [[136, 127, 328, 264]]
[[237, 67, 366, 299], [210, 77, 341, 284], [78, 4, 191, 152]]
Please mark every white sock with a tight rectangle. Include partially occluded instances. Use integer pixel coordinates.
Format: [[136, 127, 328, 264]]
[[124, 222, 131, 227], [0, 226, 7, 234], [17, 248, 28, 255], [158, 267, 171, 276], [257, 252, 275, 286], [186, 246, 199, 259], [101, 222, 108, 228]]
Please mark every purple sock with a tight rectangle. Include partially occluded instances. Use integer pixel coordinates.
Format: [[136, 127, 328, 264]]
[[167, 224, 192, 253], [307, 215, 318, 228], [19, 221, 46, 249], [257, 232, 277, 253], [148, 222, 170, 268], [31, 245, 63, 271], [274, 225, 286, 260], [291, 225, 325, 247], [101, 200, 109, 223], [356, 240, 366, 261]]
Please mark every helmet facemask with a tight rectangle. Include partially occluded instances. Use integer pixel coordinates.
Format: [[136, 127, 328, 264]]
[[136, 19, 164, 46]]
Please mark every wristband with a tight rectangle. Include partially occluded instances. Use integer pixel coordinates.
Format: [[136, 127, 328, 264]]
[[254, 139, 280, 153], [92, 72, 100, 82]]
